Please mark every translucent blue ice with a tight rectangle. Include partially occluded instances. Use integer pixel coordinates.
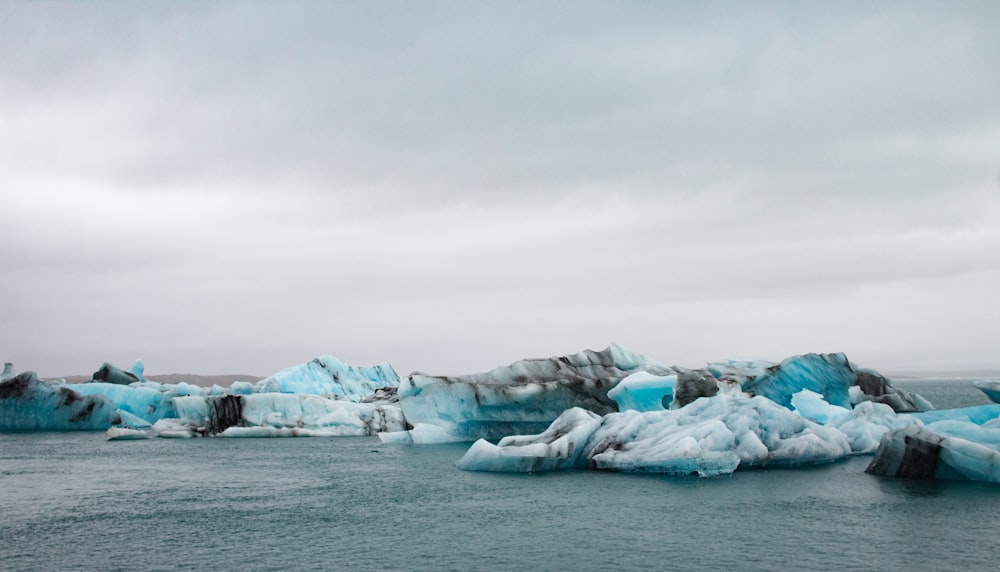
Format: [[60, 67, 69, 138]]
[[1, 372, 121, 431], [254, 356, 399, 401], [913, 404, 1000, 426], [66, 382, 177, 423], [607, 372, 676, 412]]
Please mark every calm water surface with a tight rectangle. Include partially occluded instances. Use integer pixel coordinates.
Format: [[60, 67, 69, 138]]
[[2, 379, 998, 571]]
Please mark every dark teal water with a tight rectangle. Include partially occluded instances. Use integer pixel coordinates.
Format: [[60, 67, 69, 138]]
[[2, 380, 999, 572]]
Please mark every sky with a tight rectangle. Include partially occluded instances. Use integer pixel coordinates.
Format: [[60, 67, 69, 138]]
[[2, 1, 999, 378]]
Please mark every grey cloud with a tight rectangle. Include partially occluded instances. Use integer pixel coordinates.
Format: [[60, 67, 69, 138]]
[[1, 1, 999, 377]]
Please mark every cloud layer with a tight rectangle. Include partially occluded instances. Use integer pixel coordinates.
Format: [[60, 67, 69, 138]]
[[2, 2, 998, 377]]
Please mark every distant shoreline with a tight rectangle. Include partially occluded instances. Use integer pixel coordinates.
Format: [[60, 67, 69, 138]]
[[48, 373, 264, 387], [40, 370, 1000, 387]]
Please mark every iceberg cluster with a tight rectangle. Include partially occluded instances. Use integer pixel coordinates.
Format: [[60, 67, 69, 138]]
[[3, 347, 1000, 485], [456, 390, 915, 477], [0, 356, 402, 437]]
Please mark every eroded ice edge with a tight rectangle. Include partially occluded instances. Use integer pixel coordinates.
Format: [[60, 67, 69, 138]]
[[3, 347, 1000, 484]]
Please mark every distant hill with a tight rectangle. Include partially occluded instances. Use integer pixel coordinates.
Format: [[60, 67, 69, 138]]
[[886, 370, 1000, 380], [52, 373, 263, 387]]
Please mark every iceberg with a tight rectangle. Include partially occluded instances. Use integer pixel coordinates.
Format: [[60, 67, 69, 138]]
[[386, 344, 671, 442], [254, 356, 399, 401], [106, 427, 151, 440], [973, 379, 1000, 404], [866, 424, 1000, 483], [457, 392, 854, 477], [1, 371, 121, 431]]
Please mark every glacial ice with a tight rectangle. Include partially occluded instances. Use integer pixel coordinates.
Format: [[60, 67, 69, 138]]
[[386, 344, 671, 442], [65, 382, 177, 424], [457, 392, 854, 476], [7, 346, 1000, 483], [171, 393, 405, 437], [106, 427, 151, 440], [254, 356, 399, 401], [973, 379, 1000, 404], [92, 360, 146, 385], [714, 353, 931, 413], [912, 404, 1000, 426], [607, 372, 677, 412], [0, 372, 121, 431], [866, 424, 1000, 483], [791, 389, 851, 424]]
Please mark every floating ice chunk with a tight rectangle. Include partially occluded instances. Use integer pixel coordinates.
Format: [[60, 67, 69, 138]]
[[151, 419, 197, 438], [456, 408, 604, 472], [866, 424, 1000, 483], [1, 372, 121, 431], [607, 372, 676, 412], [106, 427, 150, 440], [457, 393, 853, 477], [254, 356, 399, 401], [973, 379, 1000, 404], [220, 426, 370, 438], [400, 344, 670, 441], [791, 389, 851, 424]]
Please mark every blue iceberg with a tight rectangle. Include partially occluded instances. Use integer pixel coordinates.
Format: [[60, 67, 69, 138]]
[[254, 356, 399, 401], [0, 372, 121, 431]]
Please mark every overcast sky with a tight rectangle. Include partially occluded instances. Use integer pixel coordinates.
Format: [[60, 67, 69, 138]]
[[2, 1, 998, 378]]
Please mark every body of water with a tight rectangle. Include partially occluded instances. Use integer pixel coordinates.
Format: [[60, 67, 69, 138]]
[[2, 379, 998, 571]]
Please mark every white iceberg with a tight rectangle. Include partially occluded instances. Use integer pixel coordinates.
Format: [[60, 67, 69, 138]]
[[457, 392, 854, 477]]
